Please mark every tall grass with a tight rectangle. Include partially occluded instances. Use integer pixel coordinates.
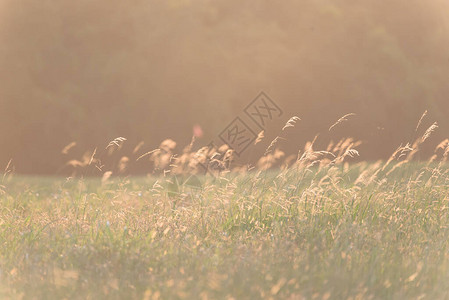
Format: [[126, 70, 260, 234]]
[[0, 113, 448, 299], [1, 160, 449, 299]]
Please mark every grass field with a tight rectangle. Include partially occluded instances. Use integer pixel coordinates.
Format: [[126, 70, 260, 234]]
[[1, 161, 449, 299]]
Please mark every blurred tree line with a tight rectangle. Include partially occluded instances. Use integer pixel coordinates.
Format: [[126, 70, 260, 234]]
[[0, 0, 448, 174]]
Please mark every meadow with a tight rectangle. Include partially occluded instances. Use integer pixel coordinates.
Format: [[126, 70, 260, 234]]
[[1, 117, 449, 299], [1, 1, 448, 298]]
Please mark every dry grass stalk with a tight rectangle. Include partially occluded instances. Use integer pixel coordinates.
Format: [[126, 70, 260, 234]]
[[106, 137, 127, 149], [435, 139, 449, 153], [264, 136, 286, 156], [383, 145, 405, 171], [136, 149, 161, 162], [422, 122, 438, 143], [2, 159, 13, 183], [415, 110, 428, 132], [386, 160, 409, 176], [282, 116, 301, 131], [254, 131, 265, 145], [329, 113, 356, 131], [88, 148, 97, 165], [61, 142, 77, 154]]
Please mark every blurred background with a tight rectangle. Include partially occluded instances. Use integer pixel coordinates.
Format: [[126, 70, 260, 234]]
[[0, 0, 448, 174]]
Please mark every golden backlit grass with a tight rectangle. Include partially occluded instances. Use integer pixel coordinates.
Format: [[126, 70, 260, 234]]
[[1, 114, 448, 299], [1, 159, 449, 299]]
